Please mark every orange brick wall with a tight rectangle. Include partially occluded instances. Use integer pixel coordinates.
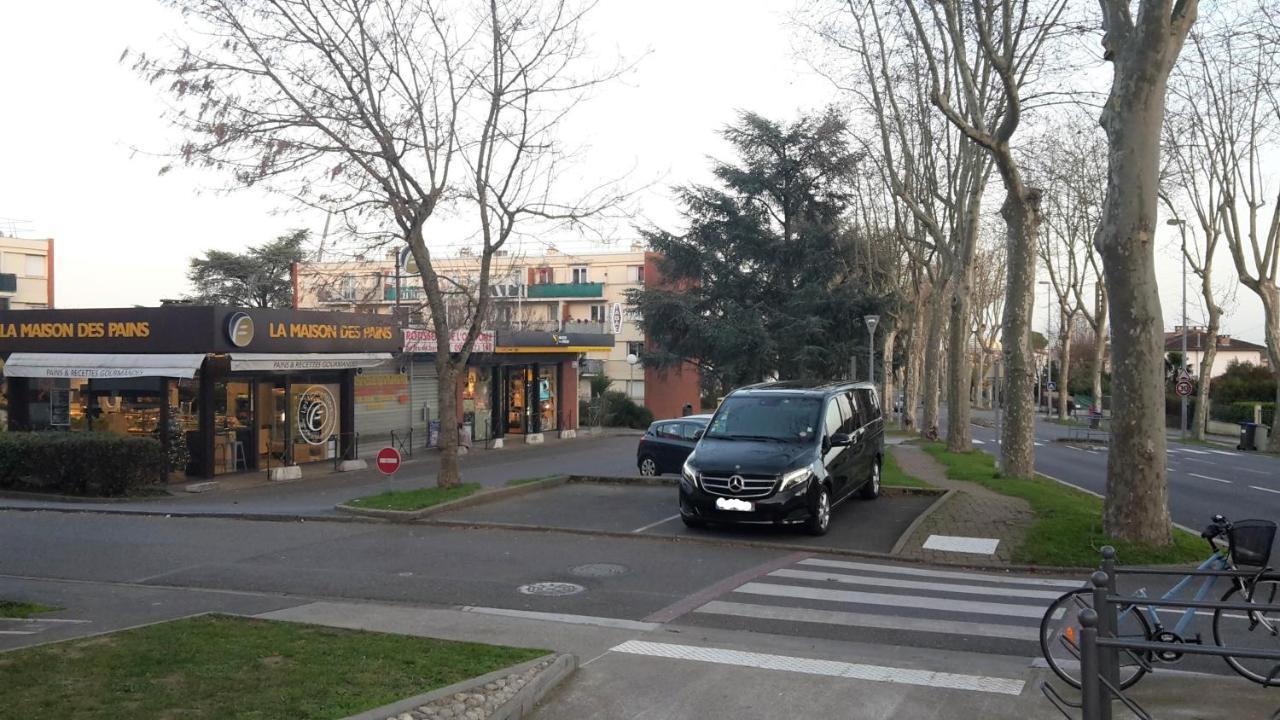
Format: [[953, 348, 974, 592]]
[[642, 252, 701, 419]]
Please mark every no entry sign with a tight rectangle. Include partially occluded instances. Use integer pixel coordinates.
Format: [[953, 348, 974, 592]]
[[376, 447, 402, 476]]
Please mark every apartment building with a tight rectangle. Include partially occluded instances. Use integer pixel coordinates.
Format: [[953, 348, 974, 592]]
[[293, 247, 699, 419], [0, 237, 54, 309]]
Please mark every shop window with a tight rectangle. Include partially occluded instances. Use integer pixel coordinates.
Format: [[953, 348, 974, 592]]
[[462, 368, 492, 442], [571, 266, 589, 284], [627, 265, 644, 284], [539, 365, 558, 432]]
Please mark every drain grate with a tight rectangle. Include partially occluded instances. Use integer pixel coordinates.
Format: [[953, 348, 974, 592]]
[[569, 563, 629, 578], [517, 582, 585, 596]]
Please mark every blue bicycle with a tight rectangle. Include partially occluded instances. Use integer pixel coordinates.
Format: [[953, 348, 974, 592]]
[[1040, 515, 1280, 688]]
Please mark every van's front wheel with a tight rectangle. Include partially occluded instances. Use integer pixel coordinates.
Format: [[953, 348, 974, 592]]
[[806, 485, 831, 536]]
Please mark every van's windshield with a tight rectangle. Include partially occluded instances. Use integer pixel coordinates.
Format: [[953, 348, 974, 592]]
[[704, 395, 821, 443]]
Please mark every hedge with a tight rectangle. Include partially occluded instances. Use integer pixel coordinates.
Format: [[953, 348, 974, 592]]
[[1210, 401, 1274, 427], [0, 433, 165, 497]]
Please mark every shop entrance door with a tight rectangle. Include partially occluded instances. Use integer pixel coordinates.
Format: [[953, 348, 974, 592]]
[[506, 367, 527, 435], [256, 380, 287, 468]]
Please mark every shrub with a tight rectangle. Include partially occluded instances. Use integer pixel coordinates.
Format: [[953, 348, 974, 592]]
[[1210, 401, 1274, 427], [598, 390, 654, 429], [1211, 360, 1276, 404], [0, 433, 165, 497]]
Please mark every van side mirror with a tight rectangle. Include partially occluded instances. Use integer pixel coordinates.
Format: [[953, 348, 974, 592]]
[[828, 433, 852, 447]]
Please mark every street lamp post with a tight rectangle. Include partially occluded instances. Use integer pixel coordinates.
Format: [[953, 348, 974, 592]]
[[1168, 217, 1189, 439], [864, 315, 880, 389], [1038, 280, 1052, 416]]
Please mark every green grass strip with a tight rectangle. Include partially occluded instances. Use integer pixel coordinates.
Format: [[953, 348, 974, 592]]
[[0, 600, 58, 618], [348, 483, 480, 511], [921, 443, 1204, 567], [881, 449, 931, 489], [0, 614, 545, 720]]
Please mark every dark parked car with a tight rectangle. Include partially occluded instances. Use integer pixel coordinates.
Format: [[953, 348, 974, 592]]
[[636, 414, 712, 476], [678, 381, 884, 536]]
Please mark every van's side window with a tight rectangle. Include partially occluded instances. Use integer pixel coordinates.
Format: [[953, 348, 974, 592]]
[[837, 393, 857, 434], [854, 389, 878, 426], [823, 399, 843, 438]]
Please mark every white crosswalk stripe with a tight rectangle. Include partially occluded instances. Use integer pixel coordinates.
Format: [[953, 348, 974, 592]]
[[684, 556, 1080, 656]]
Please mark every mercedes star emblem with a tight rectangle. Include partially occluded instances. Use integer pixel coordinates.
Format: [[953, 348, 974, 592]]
[[728, 475, 745, 493]]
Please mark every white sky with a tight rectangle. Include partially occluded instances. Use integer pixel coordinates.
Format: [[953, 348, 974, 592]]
[[0, 0, 1266, 344]]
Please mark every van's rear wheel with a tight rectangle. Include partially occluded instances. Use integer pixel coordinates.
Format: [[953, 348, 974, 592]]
[[806, 485, 831, 536], [859, 460, 881, 500]]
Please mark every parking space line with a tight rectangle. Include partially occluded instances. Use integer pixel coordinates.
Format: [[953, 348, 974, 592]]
[[1188, 473, 1231, 484], [1251, 485, 1280, 495], [631, 514, 681, 534], [609, 640, 1025, 695]]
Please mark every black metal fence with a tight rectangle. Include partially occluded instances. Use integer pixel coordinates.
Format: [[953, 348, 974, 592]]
[[1041, 547, 1280, 720]]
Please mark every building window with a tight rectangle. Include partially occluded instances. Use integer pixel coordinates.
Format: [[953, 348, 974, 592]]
[[24, 254, 46, 278], [0, 298, 8, 310], [339, 274, 357, 300], [627, 341, 643, 358], [535, 267, 553, 285], [571, 266, 589, 284], [590, 304, 606, 322], [627, 265, 644, 284]]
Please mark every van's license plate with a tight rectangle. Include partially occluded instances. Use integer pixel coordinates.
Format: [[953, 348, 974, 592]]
[[715, 498, 753, 512]]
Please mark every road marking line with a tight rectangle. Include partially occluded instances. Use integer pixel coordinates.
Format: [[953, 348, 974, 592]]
[[1034, 442, 1045, 447], [609, 640, 1025, 695], [459, 606, 660, 632], [1251, 485, 1280, 495], [1208, 450, 1237, 456], [0, 630, 37, 635], [798, 558, 1079, 589], [1241, 468, 1270, 475], [1181, 448, 1212, 455], [923, 534, 1000, 554], [1189, 473, 1231, 485], [972, 439, 986, 445], [768, 569, 1063, 601], [643, 551, 811, 624], [694, 600, 1039, 641], [631, 514, 681, 534], [734, 582, 1047, 618]]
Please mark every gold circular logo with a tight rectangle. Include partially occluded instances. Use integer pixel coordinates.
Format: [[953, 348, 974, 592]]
[[227, 312, 255, 348]]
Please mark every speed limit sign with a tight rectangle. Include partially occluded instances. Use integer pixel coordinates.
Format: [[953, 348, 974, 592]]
[[1175, 378, 1195, 397]]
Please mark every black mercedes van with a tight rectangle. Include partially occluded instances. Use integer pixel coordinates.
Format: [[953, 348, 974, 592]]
[[678, 381, 884, 536]]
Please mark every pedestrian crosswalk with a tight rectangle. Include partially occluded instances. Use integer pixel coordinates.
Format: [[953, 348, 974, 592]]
[[682, 556, 1082, 655]]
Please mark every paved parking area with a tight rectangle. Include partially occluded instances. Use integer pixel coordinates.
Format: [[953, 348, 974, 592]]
[[433, 482, 936, 554]]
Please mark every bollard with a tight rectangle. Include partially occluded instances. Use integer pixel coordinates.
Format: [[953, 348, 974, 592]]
[[1091, 570, 1114, 720], [1079, 608, 1102, 720]]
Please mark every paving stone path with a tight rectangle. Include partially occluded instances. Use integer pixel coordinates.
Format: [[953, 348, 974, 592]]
[[890, 444, 1033, 565]]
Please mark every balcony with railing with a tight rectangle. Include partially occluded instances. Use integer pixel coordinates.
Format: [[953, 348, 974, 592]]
[[525, 282, 604, 299]]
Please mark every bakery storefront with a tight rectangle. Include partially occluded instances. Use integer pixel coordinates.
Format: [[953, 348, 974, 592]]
[[0, 307, 399, 478]]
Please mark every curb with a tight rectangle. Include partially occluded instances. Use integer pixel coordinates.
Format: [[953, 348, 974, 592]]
[[0, 505, 370, 524], [335, 476, 570, 520], [888, 488, 958, 556], [341, 652, 576, 720]]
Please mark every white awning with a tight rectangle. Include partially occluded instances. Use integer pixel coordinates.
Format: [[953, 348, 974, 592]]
[[229, 352, 393, 372], [2, 353, 206, 379]]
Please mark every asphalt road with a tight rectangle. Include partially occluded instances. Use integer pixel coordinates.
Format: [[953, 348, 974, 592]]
[[967, 412, 1280, 539]]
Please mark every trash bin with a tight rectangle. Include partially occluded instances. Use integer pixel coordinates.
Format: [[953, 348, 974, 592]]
[[1239, 422, 1258, 451]]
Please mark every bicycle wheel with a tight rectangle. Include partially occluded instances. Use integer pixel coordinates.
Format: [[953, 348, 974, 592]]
[[1213, 574, 1280, 685], [1039, 588, 1152, 690]]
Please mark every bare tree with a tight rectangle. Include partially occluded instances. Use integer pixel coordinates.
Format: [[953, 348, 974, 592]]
[[134, 0, 625, 486], [971, 239, 1007, 409], [901, 0, 1068, 477], [1034, 115, 1107, 419], [1094, 0, 1199, 544], [1168, 3, 1279, 448], [806, 0, 993, 449]]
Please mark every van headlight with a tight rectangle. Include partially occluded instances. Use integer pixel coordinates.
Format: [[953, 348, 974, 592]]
[[682, 459, 700, 488], [779, 467, 811, 492]]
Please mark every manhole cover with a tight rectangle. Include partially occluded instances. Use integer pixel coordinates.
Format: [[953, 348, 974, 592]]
[[569, 563, 629, 578], [517, 582, 585, 596]]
